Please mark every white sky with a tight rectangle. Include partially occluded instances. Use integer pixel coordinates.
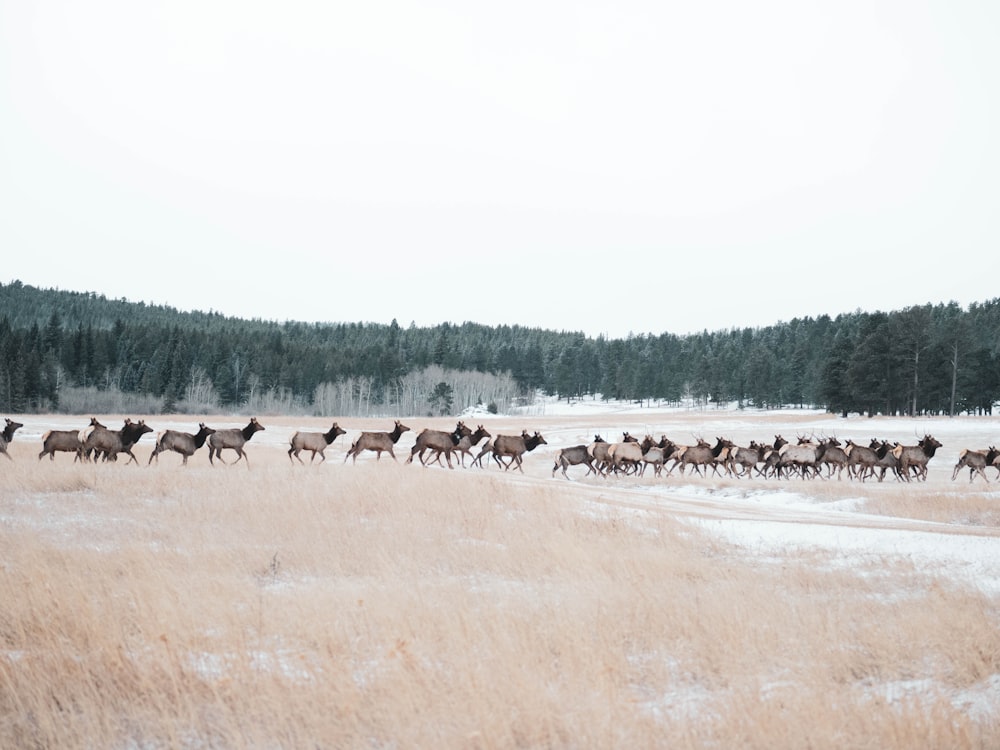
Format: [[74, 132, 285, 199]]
[[2, 1, 998, 339]]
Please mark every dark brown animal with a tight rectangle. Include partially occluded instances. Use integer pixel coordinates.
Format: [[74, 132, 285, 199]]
[[288, 422, 347, 464], [208, 417, 265, 466], [406, 422, 471, 469], [491, 431, 547, 473], [344, 420, 411, 464], [0, 418, 23, 460], [85, 419, 154, 464], [951, 446, 999, 483], [893, 435, 942, 481], [149, 423, 217, 465], [38, 417, 105, 461]]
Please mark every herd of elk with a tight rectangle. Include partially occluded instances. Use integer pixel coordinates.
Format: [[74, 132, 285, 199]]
[[5, 414, 979, 483]]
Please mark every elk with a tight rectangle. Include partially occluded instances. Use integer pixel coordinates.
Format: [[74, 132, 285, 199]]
[[0, 418, 23, 460], [818, 437, 850, 479], [84, 419, 154, 464], [552, 443, 598, 479], [149, 423, 216, 466], [893, 434, 942, 482], [606, 439, 645, 475], [344, 420, 411, 464], [491, 431, 547, 473], [208, 417, 265, 466], [668, 437, 729, 477], [726, 440, 765, 478], [871, 439, 902, 482], [951, 446, 999, 483], [639, 435, 675, 478], [776, 437, 828, 480], [427, 424, 491, 468], [38, 417, 105, 462], [587, 435, 613, 476], [288, 422, 347, 465], [406, 422, 471, 469], [844, 439, 879, 481]]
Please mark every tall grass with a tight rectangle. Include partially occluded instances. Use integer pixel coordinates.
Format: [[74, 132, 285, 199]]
[[1, 448, 998, 748]]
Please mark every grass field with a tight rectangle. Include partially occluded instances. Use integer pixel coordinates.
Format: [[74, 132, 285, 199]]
[[2, 407, 999, 748]]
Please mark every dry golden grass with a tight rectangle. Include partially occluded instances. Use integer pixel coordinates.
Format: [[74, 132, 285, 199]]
[[1, 411, 999, 748]]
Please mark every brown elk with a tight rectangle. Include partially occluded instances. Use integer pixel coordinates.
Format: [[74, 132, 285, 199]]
[[638, 435, 675, 478], [449, 424, 491, 467], [606, 432, 645, 475], [893, 434, 942, 481], [149, 423, 216, 466], [668, 437, 729, 477], [38, 417, 105, 461], [871, 439, 902, 482], [587, 435, 613, 476], [85, 419, 154, 464], [426, 424, 491, 468], [726, 440, 765, 478], [844, 439, 879, 481], [208, 417, 265, 466], [491, 431, 547, 473], [951, 446, 999, 483], [818, 437, 849, 479], [344, 420, 411, 464], [552, 440, 600, 479], [0, 418, 23, 460], [406, 422, 471, 469], [288, 422, 347, 465]]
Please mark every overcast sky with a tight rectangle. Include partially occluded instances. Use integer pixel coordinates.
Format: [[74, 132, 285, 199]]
[[2, 1, 998, 339]]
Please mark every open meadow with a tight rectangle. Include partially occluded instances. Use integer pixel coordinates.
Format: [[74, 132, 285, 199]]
[[2, 402, 1000, 748]]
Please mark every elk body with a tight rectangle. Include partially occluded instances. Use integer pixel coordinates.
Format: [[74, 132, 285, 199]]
[[776, 438, 828, 480], [149, 423, 216, 465], [587, 436, 613, 476], [552, 437, 603, 479], [288, 422, 347, 465], [406, 422, 470, 469], [727, 441, 765, 478], [446, 425, 491, 467], [951, 446, 999, 483], [344, 420, 411, 464], [844, 440, 879, 481], [491, 431, 547, 473], [668, 438, 728, 477], [38, 417, 105, 461], [0, 418, 23, 460], [893, 435, 942, 481], [84, 419, 154, 464], [208, 417, 265, 466], [818, 438, 850, 479]]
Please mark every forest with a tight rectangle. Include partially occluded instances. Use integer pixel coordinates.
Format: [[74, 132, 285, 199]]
[[1, 280, 999, 417]]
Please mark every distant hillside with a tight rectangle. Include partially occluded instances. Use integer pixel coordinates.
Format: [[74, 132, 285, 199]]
[[2, 280, 999, 417]]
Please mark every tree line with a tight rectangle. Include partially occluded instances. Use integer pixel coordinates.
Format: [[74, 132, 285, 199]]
[[1, 280, 999, 417]]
